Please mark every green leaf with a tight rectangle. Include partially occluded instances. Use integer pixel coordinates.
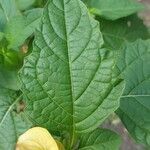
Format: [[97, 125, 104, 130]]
[[20, 0, 124, 145], [0, 38, 22, 90], [116, 40, 150, 147], [83, 0, 144, 20], [97, 15, 150, 50], [78, 128, 121, 150], [24, 8, 43, 17], [0, 32, 4, 41], [0, 87, 32, 150], [34, 0, 48, 7], [16, 0, 36, 11], [0, 9, 6, 31], [1, 50, 23, 70], [0, 66, 21, 90], [5, 8, 42, 49], [0, 0, 20, 31]]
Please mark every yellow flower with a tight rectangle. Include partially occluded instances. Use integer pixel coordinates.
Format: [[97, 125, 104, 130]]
[[16, 127, 59, 150]]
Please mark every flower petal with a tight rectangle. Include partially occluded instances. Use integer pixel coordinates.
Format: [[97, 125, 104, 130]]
[[16, 127, 59, 150]]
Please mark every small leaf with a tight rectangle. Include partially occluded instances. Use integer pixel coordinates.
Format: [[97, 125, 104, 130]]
[[2, 50, 23, 70], [116, 40, 150, 147], [78, 128, 121, 150], [16, 127, 59, 150], [83, 0, 144, 20], [0, 46, 23, 90], [5, 8, 42, 49]]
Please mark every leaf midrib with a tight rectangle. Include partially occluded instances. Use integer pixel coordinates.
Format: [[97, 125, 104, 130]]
[[121, 95, 150, 98], [62, 0, 75, 146]]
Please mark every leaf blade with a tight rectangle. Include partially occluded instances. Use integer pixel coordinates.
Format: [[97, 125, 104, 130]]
[[0, 0, 19, 31], [83, 0, 144, 20], [96, 15, 150, 50], [0, 87, 32, 150], [78, 128, 121, 150], [20, 0, 124, 143], [116, 40, 150, 147], [5, 8, 43, 49]]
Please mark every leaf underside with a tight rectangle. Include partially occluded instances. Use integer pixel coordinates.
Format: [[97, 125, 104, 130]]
[[20, 0, 124, 144]]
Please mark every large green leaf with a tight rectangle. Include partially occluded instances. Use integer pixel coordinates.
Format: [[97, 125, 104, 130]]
[[0, 87, 32, 150], [0, 0, 19, 31], [116, 40, 150, 147], [97, 15, 150, 50], [82, 0, 144, 20], [5, 8, 43, 49], [78, 128, 121, 150], [20, 0, 124, 146]]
